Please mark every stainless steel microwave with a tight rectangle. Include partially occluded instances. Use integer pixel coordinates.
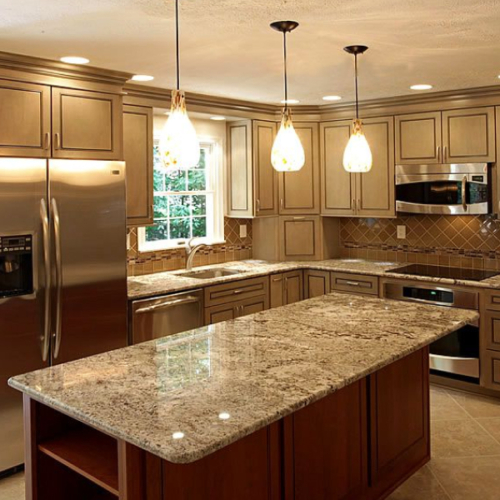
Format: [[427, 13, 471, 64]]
[[395, 163, 490, 215]]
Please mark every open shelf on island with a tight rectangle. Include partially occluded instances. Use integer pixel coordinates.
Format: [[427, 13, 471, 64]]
[[38, 425, 119, 496]]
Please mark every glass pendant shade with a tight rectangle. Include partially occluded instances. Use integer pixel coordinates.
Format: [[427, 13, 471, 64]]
[[343, 119, 373, 173], [271, 109, 305, 172], [159, 90, 200, 170]]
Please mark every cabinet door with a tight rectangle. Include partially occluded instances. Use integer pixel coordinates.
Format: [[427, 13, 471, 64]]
[[283, 271, 303, 305], [52, 87, 122, 160], [270, 274, 284, 309], [0, 80, 51, 158], [442, 107, 496, 163], [320, 120, 356, 216], [123, 105, 153, 226], [304, 270, 330, 299], [395, 112, 442, 164], [356, 116, 395, 218], [279, 216, 323, 261], [253, 120, 278, 216], [227, 120, 253, 217], [238, 295, 270, 318], [204, 303, 237, 325], [279, 122, 320, 214], [481, 350, 500, 391]]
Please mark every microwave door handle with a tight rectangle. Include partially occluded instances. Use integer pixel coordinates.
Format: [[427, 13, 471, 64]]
[[40, 199, 51, 362], [51, 198, 63, 359], [461, 176, 467, 212]]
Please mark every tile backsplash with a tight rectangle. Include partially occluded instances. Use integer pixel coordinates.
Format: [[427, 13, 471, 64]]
[[340, 215, 500, 270], [128, 218, 252, 276]]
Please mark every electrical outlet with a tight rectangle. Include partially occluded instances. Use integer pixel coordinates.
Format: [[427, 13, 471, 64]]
[[397, 225, 406, 239], [239, 224, 247, 238]]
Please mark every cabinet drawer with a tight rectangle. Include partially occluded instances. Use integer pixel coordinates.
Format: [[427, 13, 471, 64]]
[[204, 277, 269, 307], [483, 290, 500, 312], [204, 294, 269, 325], [481, 310, 500, 351], [481, 350, 500, 391], [331, 272, 379, 296]]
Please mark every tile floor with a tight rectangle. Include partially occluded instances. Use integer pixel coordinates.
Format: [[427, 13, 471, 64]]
[[1, 385, 499, 500]]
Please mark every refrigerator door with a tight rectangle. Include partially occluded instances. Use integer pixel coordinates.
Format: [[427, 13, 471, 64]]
[[0, 158, 49, 473], [49, 160, 127, 365]]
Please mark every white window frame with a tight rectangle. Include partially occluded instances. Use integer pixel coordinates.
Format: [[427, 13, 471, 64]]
[[138, 136, 225, 252]]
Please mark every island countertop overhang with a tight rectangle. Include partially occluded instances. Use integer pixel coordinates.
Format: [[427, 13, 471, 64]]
[[9, 291, 479, 464]]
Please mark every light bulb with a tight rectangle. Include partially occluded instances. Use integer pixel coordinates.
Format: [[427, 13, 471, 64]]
[[158, 89, 200, 170], [271, 109, 305, 172], [343, 119, 373, 173]]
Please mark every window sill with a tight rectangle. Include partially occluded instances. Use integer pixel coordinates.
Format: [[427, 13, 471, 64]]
[[138, 238, 226, 254]]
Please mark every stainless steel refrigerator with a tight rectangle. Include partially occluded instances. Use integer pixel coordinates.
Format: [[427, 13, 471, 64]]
[[0, 158, 128, 474]]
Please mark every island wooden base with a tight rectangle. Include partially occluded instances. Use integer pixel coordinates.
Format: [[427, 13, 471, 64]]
[[23, 347, 429, 500]]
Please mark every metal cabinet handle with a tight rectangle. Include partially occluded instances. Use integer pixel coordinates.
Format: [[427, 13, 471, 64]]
[[54, 133, 61, 150], [280, 198, 284, 210], [136, 296, 200, 314], [443, 145, 448, 162], [51, 198, 63, 359], [345, 281, 361, 286], [352, 199, 356, 212], [44, 132, 51, 150], [272, 276, 282, 282], [257, 199, 261, 212], [437, 146, 441, 162], [40, 199, 51, 362], [461, 175, 467, 211], [232, 289, 244, 295]]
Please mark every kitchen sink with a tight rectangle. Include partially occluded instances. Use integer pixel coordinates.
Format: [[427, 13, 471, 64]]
[[177, 268, 246, 279]]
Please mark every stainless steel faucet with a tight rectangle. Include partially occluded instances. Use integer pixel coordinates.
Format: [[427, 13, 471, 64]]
[[182, 238, 207, 270]]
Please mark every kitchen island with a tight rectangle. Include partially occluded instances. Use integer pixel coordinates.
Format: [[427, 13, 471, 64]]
[[10, 292, 478, 500]]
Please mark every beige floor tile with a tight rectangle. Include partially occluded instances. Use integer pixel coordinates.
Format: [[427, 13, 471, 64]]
[[429, 456, 500, 500], [476, 417, 500, 444], [447, 390, 500, 418], [387, 465, 450, 500], [431, 418, 500, 458], [430, 388, 470, 421], [0, 472, 24, 500]]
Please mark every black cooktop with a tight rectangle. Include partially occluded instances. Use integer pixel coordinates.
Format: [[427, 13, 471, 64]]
[[389, 264, 499, 282]]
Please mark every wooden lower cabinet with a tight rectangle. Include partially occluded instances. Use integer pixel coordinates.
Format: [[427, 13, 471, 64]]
[[481, 350, 500, 390], [205, 294, 269, 324], [304, 270, 330, 298], [331, 272, 379, 296], [269, 271, 303, 308], [24, 348, 430, 500]]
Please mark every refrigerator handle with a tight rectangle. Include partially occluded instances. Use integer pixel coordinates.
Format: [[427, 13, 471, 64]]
[[40, 199, 51, 362], [51, 198, 63, 359]]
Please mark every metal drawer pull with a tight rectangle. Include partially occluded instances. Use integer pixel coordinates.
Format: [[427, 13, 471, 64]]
[[272, 277, 282, 282], [233, 289, 244, 295], [344, 280, 370, 288], [136, 296, 200, 314]]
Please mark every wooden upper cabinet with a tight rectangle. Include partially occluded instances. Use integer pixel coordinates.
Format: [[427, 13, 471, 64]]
[[320, 120, 356, 216], [395, 111, 442, 164], [227, 120, 253, 217], [356, 116, 395, 218], [279, 216, 323, 261], [123, 105, 153, 226], [253, 120, 278, 216], [279, 122, 320, 215], [442, 107, 496, 163], [52, 88, 122, 160], [0, 79, 51, 157]]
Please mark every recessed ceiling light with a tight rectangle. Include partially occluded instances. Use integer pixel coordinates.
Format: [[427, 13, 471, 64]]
[[210, 116, 226, 121], [323, 95, 342, 101], [410, 84, 433, 90], [131, 74, 154, 82], [281, 99, 299, 104], [60, 56, 89, 65]]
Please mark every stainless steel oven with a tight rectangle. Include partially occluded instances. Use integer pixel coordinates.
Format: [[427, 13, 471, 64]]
[[382, 280, 479, 381], [396, 163, 490, 215]]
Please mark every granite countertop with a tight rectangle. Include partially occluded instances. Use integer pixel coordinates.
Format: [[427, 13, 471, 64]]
[[10, 292, 478, 464], [127, 259, 500, 300]]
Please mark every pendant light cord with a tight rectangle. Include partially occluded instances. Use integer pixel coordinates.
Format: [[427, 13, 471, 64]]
[[283, 31, 288, 110], [354, 53, 359, 119], [175, 0, 180, 90]]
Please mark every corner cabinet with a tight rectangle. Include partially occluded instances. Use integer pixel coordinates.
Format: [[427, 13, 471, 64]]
[[396, 107, 496, 164], [123, 105, 154, 226], [320, 116, 395, 218], [52, 88, 122, 160], [269, 271, 303, 309], [278, 122, 320, 214], [226, 120, 278, 218]]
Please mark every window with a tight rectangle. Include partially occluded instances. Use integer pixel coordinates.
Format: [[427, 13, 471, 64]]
[[139, 138, 224, 251]]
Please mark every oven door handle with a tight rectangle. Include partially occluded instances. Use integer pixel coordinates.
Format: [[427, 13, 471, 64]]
[[461, 175, 467, 212]]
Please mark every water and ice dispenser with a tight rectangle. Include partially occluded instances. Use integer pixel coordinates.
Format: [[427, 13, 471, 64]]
[[0, 234, 34, 298]]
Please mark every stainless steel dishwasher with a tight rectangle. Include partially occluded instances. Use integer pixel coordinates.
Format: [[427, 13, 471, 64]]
[[131, 290, 203, 344]]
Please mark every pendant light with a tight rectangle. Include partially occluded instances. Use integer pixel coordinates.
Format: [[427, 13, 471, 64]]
[[270, 21, 305, 172], [343, 45, 372, 173], [159, 0, 200, 170]]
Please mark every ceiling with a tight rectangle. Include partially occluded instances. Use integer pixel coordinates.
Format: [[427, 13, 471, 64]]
[[1, 0, 500, 105]]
